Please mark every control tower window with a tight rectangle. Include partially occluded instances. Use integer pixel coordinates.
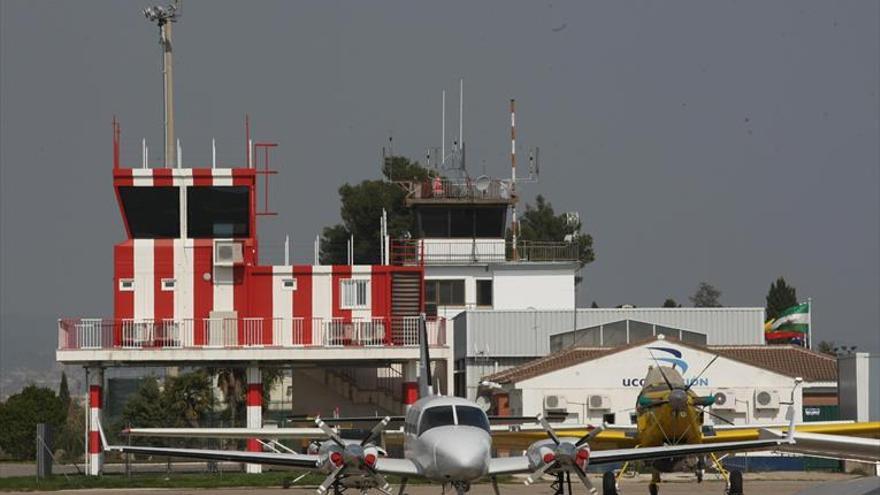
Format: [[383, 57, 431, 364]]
[[417, 207, 507, 238], [187, 186, 250, 238], [118, 186, 180, 238]]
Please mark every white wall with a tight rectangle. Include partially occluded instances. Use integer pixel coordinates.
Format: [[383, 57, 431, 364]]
[[493, 268, 575, 310], [426, 264, 576, 320], [507, 340, 803, 426]]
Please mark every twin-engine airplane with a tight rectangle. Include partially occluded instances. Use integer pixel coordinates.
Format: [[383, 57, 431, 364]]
[[99, 316, 799, 495]]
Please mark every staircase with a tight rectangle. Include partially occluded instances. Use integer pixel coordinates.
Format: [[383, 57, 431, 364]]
[[391, 272, 421, 343], [299, 366, 403, 416]]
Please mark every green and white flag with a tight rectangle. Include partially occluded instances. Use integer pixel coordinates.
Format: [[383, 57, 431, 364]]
[[770, 302, 810, 334]]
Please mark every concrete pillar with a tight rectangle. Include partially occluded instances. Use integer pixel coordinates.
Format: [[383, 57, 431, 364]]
[[87, 367, 104, 476], [402, 360, 419, 407], [245, 366, 262, 474], [445, 358, 455, 397]]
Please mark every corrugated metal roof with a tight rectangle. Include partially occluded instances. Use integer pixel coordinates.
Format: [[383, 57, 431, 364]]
[[454, 308, 765, 358], [484, 339, 837, 384]]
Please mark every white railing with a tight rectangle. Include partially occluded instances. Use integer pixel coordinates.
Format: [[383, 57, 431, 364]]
[[58, 316, 446, 351]]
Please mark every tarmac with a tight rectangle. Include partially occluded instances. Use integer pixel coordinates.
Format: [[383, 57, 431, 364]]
[[8, 476, 880, 495]]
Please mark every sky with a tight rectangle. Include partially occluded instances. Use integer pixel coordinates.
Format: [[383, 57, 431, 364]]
[[1, 0, 878, 380]]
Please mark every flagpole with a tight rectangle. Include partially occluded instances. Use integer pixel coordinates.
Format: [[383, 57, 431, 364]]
[[807, 297, 812, 350]]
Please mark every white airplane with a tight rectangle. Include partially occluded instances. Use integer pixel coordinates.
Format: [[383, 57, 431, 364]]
[[99, 316, 798, 495]]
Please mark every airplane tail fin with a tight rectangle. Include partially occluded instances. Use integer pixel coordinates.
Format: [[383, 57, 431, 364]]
[[418, 313, 434, 397]]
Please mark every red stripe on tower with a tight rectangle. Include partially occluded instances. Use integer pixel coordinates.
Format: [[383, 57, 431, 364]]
[[114, 243, 134, 346], [192, 239, 214, 345], [371, 266, 391, 343], [249, 268, 273, 345], [332, 265, 352, 321], [154, 240, 174, 325], [293, 265, 313, 345], [193, 169, 213, 186], [152, 168, 173, 187]]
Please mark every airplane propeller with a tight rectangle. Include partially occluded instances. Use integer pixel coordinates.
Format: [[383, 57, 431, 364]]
[[525, 414, 605, 494], [314, 416, 392, 495]]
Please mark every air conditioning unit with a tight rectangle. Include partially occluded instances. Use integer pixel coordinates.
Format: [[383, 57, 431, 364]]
[[588, 394, 612, 411], [214, 241, 243, 266], [543, 395, 568, 413], [754, 388, 781, 410], [712, 389, 737, 410]]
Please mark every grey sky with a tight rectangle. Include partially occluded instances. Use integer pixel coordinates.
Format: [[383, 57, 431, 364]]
[[2, 1, 878, 377]]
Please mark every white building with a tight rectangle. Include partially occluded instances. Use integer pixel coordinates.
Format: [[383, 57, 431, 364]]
[[480, 336, 837, 427], [839, 352, 879, 422], [453, 307, 766, 400]]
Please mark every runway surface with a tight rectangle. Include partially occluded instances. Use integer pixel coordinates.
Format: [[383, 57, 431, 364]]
[[15, 478, 879, 495]]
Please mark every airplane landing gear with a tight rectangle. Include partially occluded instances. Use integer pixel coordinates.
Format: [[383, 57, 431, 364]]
[[550, 471, 574, 495], [648, 470, 661, 495], [602, 471, 618, 495], [726, 470, 743, 495]]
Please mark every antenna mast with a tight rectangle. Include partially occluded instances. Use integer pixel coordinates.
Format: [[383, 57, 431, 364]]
[[143, 2, 179, 168], [510, 98, 519, 260]]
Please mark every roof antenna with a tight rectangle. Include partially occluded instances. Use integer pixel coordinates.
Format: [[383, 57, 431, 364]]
[[441, 90, 446, 167], [143, 1, 180, 168]]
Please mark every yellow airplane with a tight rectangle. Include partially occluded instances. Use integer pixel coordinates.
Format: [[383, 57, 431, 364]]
[[490, 358, 879, 495]]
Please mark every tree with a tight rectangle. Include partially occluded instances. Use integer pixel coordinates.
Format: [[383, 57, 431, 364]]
[[0, 386, 65, 459], [662, 298, 679, 308], [766, 277, 798, 320], [690, 282, 722, 307], [515, 195, 595, 282], [816, 340, 836, 356], [55, 400, 85, 461], [59, 372, 71, 411], [320, 156, 434, 264], [590, 301, 599, 309], [121, 377, 168, 429], [161, 371, 215, 429]]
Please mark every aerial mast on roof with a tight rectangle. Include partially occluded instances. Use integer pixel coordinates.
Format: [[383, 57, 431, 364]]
[[143, 1, 180, 168]]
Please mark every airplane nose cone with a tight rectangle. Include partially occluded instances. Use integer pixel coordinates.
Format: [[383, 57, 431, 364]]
[[433, 430, 489, 481], [669, 389, 688, 411]]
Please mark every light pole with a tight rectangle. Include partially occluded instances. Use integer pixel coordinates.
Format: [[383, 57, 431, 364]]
[[143, 3, 179, 168]]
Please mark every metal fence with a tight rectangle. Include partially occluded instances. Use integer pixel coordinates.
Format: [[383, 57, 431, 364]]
[[58, 316, 446, 350], [390, 239, 580, 265]]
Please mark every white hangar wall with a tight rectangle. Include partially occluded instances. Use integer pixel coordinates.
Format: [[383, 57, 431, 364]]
[[506, 340, 804, 426]]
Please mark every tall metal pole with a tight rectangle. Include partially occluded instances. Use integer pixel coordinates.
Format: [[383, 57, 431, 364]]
[[161, 21, 176, 168], [441, 90, 446, 166], [807, 297, 812, 350], [510, 99, 518, 260]]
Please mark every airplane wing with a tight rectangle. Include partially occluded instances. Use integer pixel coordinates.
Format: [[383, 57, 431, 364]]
[[488, 429, 794, 476], [704, 421, 880, 443], [491, 426, 638, 451], [107, 444, 321, 469], [779, 432, 880, 462], [125, 427, 330, 439]]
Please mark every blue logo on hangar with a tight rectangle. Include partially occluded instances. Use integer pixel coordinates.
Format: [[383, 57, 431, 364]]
[[621, 347, 710, 387]]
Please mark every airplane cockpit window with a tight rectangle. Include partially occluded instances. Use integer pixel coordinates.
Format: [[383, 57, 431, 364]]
[[418, 406, 455, 436], [455, 406, 490, 432]]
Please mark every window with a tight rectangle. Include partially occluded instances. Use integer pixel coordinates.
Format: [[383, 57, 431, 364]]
[[282, 278, 297, 291], [474, 207, 506, 237], [476, 279, 493, 307], [187, 186, 250, 238], [425, 279, 465, 315], [161, 278, 176, 291], [455, 406, 490, 432], [417, 206, 507, 238], [119, 278, 135, 291], [418, 406, 455, 436], [118, 186, 180, 238], [419, 208, 449, 237], [341, 279, 369, 309], [603, 413, 616, 425]]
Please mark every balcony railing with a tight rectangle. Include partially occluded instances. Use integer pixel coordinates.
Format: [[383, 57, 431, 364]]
[[58, 316, 446, 351], [390, 239, 580, 265], [401, 178, 513, 203]]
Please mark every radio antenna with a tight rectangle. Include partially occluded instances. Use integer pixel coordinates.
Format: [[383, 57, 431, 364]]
[[143, 1, 180, 168]]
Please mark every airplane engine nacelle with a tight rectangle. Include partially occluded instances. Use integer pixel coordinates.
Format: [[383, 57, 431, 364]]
[[526, 437, 590, 471]]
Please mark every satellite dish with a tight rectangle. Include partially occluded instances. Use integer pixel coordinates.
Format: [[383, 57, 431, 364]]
[[475, 395, 492, 412], [475, 175, 491, 193]]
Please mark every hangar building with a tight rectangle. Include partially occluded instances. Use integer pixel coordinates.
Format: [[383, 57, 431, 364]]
[[453, 307, 765, 400], [478, 336, 837, 427]]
